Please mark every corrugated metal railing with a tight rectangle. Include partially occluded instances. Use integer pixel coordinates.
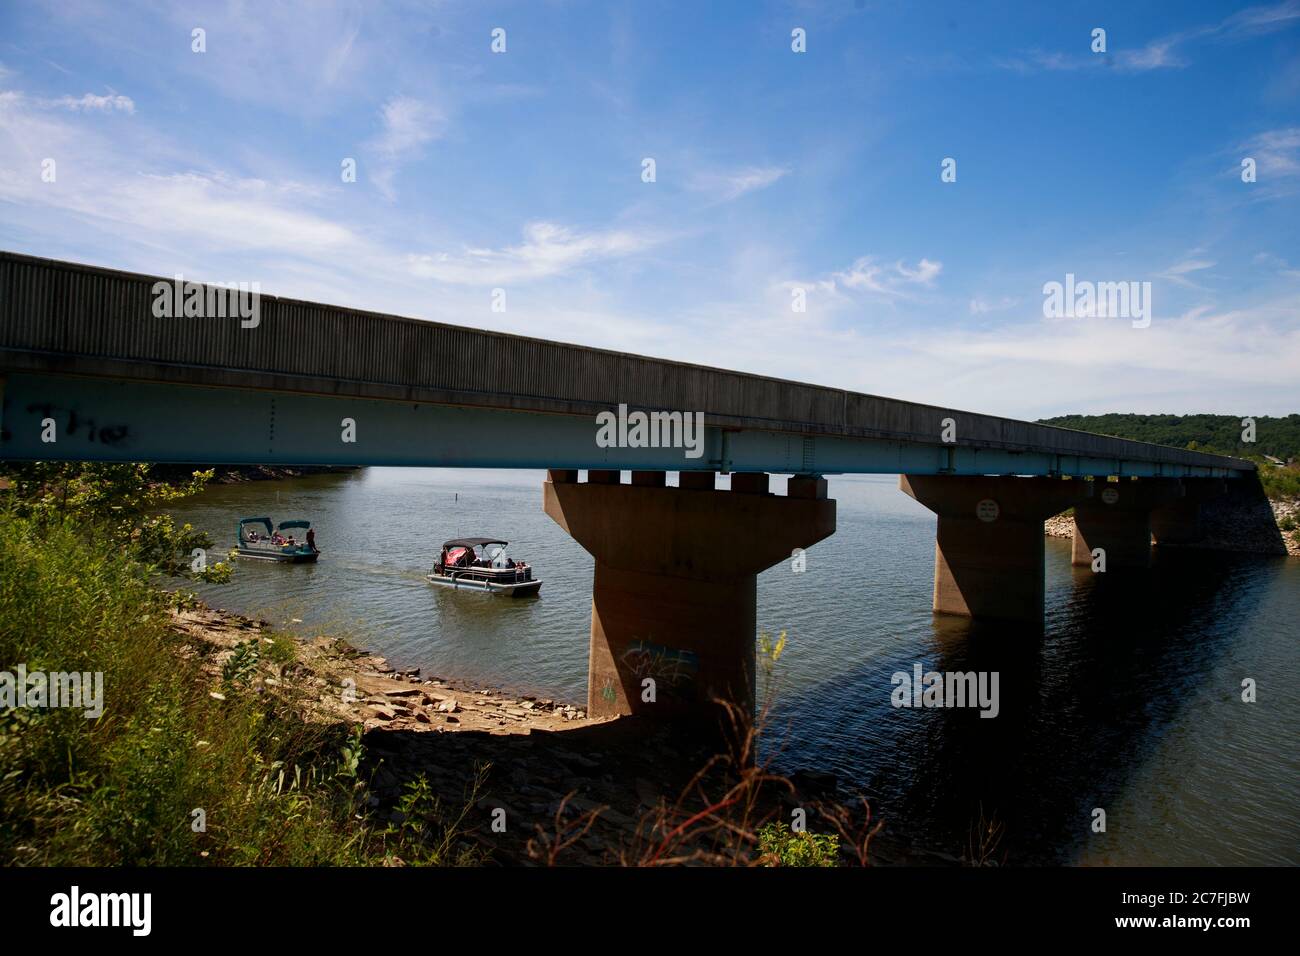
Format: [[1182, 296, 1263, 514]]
[[0, 251, 1253, 472]]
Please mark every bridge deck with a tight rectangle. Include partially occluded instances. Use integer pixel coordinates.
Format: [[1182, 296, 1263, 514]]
[[0, 252, 1253, 477]]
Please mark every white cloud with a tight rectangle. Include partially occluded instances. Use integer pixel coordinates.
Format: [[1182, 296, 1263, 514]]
[[0, 90, 357, 260], [992, 51, 1081, 73], [995, 43, 1187, 74], [899, 299, 1300, 408], [407, 221, 657, 285], [688, 165, 789, 201], [1158, 258, 1215, 288], [1222, 0, 1300, 36], [1241, 127, 1300, 176], [969, 296, 1017, 315], [370, 96, 446, 158], [1254, 252, 1300, 279], [998, 1, 1300, 75], [667, 289, 1300, 418], [36, 0, 372, 116], [52, 92, 135, 114], [365, 96, 447, 200], [1114, 41, 1186, 72], [829, 256, 942, 295]]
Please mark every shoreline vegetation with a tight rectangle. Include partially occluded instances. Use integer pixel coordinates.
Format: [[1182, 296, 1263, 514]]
[[1, 462, 886, 867], [1035, 412, 1300, 502]]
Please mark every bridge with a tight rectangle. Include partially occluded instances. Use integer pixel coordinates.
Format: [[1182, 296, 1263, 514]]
[[0, 252, 1265, 723]]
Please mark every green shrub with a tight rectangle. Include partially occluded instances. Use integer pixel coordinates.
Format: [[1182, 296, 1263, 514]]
[[757, 821, 839, 867], [0, 468, 479, 866]]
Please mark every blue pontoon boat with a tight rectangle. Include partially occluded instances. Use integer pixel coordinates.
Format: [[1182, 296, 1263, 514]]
[[235, 517, 319, 563]]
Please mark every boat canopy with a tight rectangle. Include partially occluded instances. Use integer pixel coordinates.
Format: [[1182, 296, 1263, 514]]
[[442, 538, 507, 549], [239, 517, 273, 534], [278, 520, 312, 530]]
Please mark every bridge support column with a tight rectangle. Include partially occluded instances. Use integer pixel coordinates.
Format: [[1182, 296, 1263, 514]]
[[543, 470, 835, 722], [900, 475, 1091, 625], [1150, 479, 1227, 546], [1072, 480, 1183, 568]]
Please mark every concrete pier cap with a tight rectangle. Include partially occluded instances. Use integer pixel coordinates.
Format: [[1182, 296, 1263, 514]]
[[901, 474, 1210, 623], [543, 470, 835, 725], [1071, 477, 1184, 569]]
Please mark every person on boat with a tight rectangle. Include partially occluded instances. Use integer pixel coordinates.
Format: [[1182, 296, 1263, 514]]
[[272, 532, 285, 545], [307, 528, 317, 552]]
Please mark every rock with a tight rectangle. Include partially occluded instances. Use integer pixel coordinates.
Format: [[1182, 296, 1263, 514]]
[[559, 752, 601, 773], [414, 711, 431, 724], [445, 715, 460, 724], [367, 705, 397, 721], [599, 807, 637, 829], [437, 698, 460, 713]]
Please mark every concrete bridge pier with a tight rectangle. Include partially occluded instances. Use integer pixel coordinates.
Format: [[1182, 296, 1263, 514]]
[[1071, 479, 1183, 569], [900, 475, 1092, 625], [1150, 478, 1227, 546], [543, 469, 835, 723]]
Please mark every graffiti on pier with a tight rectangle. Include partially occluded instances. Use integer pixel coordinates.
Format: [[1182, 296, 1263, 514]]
[[599, 679, 618, 704], [620, 639, 699, 698], [24, 402, 131, 447]]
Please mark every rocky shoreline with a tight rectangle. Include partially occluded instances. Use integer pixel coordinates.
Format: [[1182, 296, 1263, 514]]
[[167, 603, 863, 866], [1044, 497, 1299, 557], [153, 464, 361, 485]]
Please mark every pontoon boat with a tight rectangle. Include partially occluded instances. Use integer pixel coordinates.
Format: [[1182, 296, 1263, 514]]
[[427, 538, 541, 596], [235, 517, 320, 563]]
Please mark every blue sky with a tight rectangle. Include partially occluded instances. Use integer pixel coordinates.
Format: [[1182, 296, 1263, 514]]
[[1, 0, 1297, 418]]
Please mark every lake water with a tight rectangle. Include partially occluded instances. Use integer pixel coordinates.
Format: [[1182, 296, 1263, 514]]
[[169, 467, 1300, 865]]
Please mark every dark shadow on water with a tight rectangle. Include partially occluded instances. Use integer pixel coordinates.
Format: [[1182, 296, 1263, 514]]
[[761, 548, 1289, 864]]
